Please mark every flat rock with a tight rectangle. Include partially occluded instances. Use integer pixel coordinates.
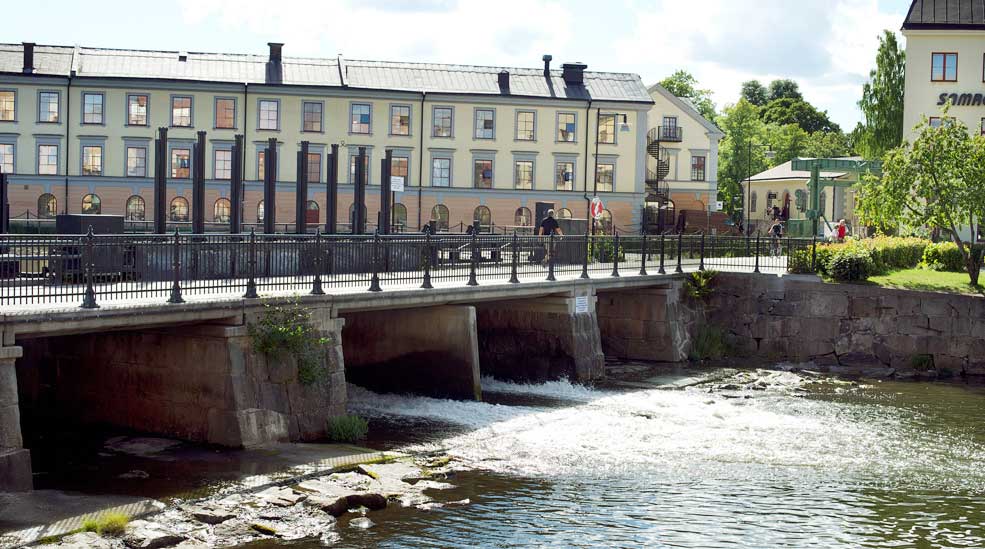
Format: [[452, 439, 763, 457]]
[[124, 519, 186, 549], [185, 506, 235, 525], [256, 486, 306, 507], [358, 462, 425, 482], [56, 532, 117, 549]]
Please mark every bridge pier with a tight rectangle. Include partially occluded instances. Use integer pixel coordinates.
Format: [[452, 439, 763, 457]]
[[0, 345, 31, 492], [475, 291, 604, 383], [597, 282, 693, 362]]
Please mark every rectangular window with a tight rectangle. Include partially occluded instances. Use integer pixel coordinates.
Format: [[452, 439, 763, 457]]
[[302, 101, 322, 132], [171, 148, 191, 178], [350, 103, 371, 134], [929, 117, 942, 128], [215, 98, 235, 129], [82, 145, 102, 176], [171, 96, 192, 127], [0, 91, 13, 121], [556, 161, 574, 190], [432, 158, 450, 187], [82, 93, 103, 124], [474, 159, 493, 188], [0, 144, 13, 174], [475, 109, 494, 139], [307, 152, 321, 183], [390, 105, 410, 136], [258, 100, 279, 130], [596, 163, 614, 192], [128, 94, 148, 126], [214, 149, 232, 180], [981, 118, 985, 136], [38, 144, 58, 175], [349, 154, 370, 183], [257, 151, 265, 179], [39, 91, 59, 123], [598, 114, 616, 144], [557, 113, 576, 142], [126, 146, 146, 177], [433, 107, 453, 137], [931, 53, 958, 82], [514, 160, 533, 190], [691, 156, 706, 181], [516, 111, 535, 141]]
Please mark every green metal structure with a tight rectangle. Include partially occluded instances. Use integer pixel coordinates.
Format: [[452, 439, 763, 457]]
[[789, 158, 882, 237]]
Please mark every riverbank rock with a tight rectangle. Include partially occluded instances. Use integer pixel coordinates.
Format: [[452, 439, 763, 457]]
[[55, 532, 117, 549], [358, 462, 425, 481], [184, 505, 234, 525], [256, 486, 306, 507], [123, 519, 186, 548]]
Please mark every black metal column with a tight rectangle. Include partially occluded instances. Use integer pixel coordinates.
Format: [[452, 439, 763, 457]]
[[230, 134, 243, 233], [0, 171, 8, 234], [354, 146, 366, 234], [295, 141, 309, 234], [326, 143, 338, 234], [380, 149, 392, 234], [192, 131, 206, 234], [154, 127, 168, 234], [263, 137, 277, 234]]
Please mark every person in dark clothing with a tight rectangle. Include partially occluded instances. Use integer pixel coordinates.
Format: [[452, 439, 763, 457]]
[[538, 209, 563, 266]]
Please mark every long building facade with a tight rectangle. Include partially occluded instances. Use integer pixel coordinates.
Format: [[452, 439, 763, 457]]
[[0, 42, 665, 234]]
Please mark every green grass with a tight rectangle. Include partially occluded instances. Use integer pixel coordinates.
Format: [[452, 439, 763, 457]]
[[867, 268, 984, 296], [82, 512, 129, 536], [326, 415, 369, 443]]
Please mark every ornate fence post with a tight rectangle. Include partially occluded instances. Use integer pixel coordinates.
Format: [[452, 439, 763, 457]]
[[467, 230, 479, 286], [168, 229, 185, 304], [369, 229, 382, 292], [244, 227, 258, 298], [80, 227, 99, 309], [580, 233, 590, 279], [699, 231, 706, 271], [675, 231, 683, 274], [639, 232, 649, 276], [509, 231, 520, 284], [421, 229, 434, 289], [547, 232, 557, 282], [311, 229, 325, 295], [658, 232, 666, 275], [811, 232, 817, 273], [611, 232, 621, 277], [754, 231, 761, 274]]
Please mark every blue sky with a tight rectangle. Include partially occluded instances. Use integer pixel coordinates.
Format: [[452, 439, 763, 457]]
[[12, 0, 912, 130]]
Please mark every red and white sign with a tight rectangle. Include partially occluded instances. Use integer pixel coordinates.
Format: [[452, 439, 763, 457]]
[[590, 197, 604, 220]]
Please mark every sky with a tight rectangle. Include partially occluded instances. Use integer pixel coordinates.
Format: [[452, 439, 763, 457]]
[[11, 0, 912, 131]]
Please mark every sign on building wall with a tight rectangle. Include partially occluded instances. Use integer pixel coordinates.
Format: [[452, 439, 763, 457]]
[[575, 296, 590, 314], [391, 176, 405, 193]]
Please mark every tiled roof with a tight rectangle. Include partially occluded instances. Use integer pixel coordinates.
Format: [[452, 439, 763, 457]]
[[0, 43, 653, 103], [903, 0, 985, 29], [749, 159, 851, 182]]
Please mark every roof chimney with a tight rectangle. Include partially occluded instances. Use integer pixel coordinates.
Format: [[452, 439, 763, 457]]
[[561, 62, 587, 85], [498, 70, 510, 93], [268, 42, 284, 63], [542, 54, 552, 77], [22, 42, 35, 74]]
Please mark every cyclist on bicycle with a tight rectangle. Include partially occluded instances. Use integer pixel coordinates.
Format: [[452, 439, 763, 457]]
[[768, 218, 783, 256]]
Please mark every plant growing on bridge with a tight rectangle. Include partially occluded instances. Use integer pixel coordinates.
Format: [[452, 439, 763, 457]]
[[82, 512, 129, 536], [249, 297, 330, 386], [684, 270, 718, 300], [326, 414, 369, 443]]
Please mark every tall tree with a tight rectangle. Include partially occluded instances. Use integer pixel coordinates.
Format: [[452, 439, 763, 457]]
[[659, 70, 717, 122], [716, 99, 768, 220], [765, 123, 808, 166], [761, 98, 841, 134], [768, 79, 803, 101], [857, 30, 905, 159], [802, 131, 851, 159], [741, 80, 769, 107]]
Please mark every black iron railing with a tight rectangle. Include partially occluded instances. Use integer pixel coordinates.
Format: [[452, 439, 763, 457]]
[[0, 230, 811, 308]]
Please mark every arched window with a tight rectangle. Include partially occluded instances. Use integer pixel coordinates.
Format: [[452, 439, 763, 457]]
[[751, 191, 758, 214], [37, 194, 57, 218], [126, 195, 145, 221], [81, 193, 101, 214], [473, 205, 491, 229], [514, 207, 532, 226], [557, 208, 572, 219], [170, 197, 189, 222], [393, 203, 407, 231], [598, 209, 613, 234], [819, 191, 827, 218], [305, 200, 319, 226], [430, 204, 449, 231], [214, 198, 231, 223], [347, 203, 368, 229], [257, 200, 264, 222]]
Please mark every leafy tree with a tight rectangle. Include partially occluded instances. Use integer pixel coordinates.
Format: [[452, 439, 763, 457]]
[[768, 79, 803, 101], [716, 99, 768, 221], [761, 98, 841, 134], [857, 30, 905, 160], [659, 70, 717, 122], [856, 109, 985, 285], [802, 131, 851, 159], [765, 123, 808, 166], [740, 80, 769, 107]]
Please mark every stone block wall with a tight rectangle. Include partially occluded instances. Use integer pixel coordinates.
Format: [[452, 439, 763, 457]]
[[704, 273, 985, 378], [597, 282, 695, 362]]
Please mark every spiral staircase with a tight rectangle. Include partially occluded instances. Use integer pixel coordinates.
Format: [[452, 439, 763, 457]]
[[642, 126, 682, 233]]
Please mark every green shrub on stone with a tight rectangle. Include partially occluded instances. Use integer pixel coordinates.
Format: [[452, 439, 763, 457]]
[[827, 244, 875, 281], [326, 415, 369, 443], [249, 297, 331, 386], [689, 326, 729, 361]]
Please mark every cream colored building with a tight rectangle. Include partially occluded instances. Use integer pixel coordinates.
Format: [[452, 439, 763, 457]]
[[745, 160, 859, 236], [0, 43, 655, 233]]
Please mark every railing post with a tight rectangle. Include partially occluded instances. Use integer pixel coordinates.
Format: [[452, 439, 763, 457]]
[[611, 232, 620, 277], [698, 231, 706, 271], [509, 231, 520, 284], [467, 230, 479, 286], [658, 232, 666, 274], [80, 226, 99, 309], [244, 227, 258, 298], [311, 229, 325, 295], [754, 231, 761, 274], [811, 232, 817, 273], [369, 229, 382, 292], [546, 232, 557, 282], [639, 232, 648, 276], [675, 231, 683, 274], [580, 233, 590, 279], [421, 229, 434, 289], [168, 229, 185, 304]]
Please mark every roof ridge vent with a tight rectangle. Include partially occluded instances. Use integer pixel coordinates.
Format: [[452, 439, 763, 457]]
[[178, 51, 188, 62]]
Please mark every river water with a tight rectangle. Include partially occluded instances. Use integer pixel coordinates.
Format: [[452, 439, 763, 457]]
[[292, 365, 985, 549]]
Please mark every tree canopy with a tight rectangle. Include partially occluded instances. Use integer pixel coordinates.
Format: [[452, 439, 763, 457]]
[[658, 70, 717, 122], [760, 97, 841, 134], [857, 30, 905, 159], [740, 80, 769, 107], [768, 79, 803, 101], [716, 99, 768, 220]]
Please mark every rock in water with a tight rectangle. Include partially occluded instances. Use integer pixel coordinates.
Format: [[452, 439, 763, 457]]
[[346, 493, 387, 511], [55, 532, 117, 549], [186, 506, 235, 525], [349, 517, 375, 529], [124, 520, 187, 548], [256, 486, 306, 507]]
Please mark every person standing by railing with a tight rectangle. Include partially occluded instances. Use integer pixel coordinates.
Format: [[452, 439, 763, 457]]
[[537, 209, 563, 267]]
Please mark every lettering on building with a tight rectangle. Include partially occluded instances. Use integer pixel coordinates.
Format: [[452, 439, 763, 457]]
[[936, 93, 985, 107]]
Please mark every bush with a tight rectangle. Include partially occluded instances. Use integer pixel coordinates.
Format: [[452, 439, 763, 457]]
[[689, 326, 729, 361], [327, 415, 369, 443], [922, 241, 965, 272], [82, 512, 129, 536], [249, 298, 331, 385], [684, 270, 718, 300], [786, 236, 929, 276], [827, 244, 875, 281]]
